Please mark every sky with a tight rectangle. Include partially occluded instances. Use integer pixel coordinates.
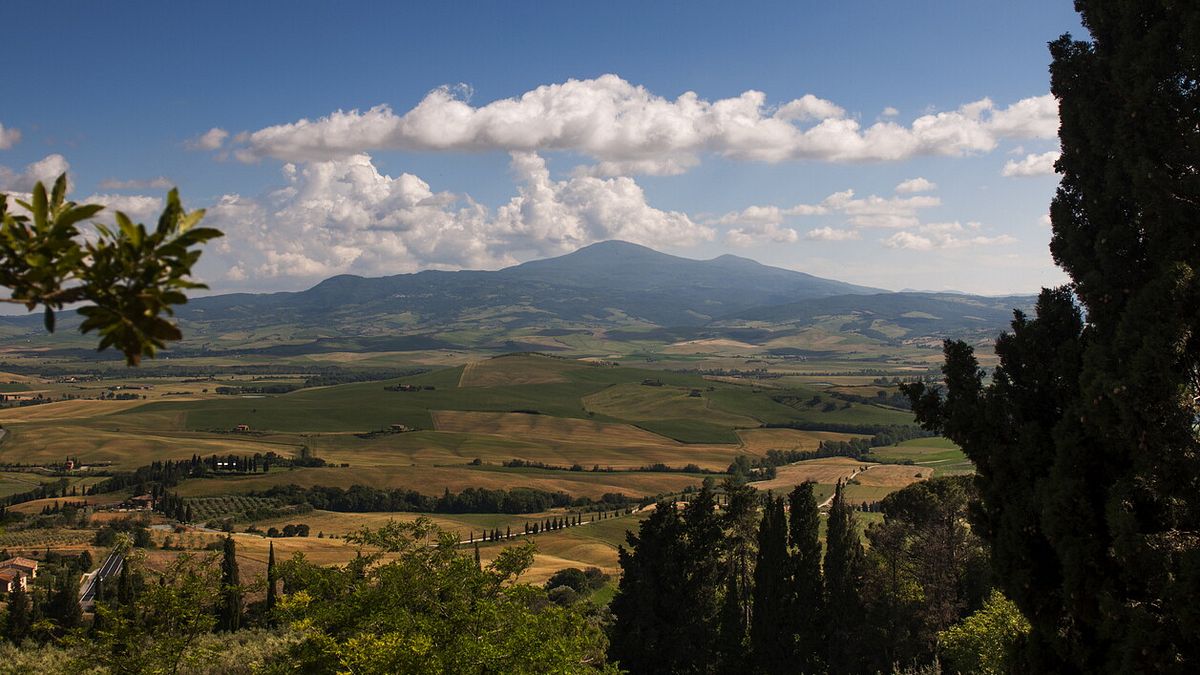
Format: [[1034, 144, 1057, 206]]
[[0, 1, 1085, 297]]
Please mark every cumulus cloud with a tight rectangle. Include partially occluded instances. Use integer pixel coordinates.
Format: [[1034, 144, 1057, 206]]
[[204, 151, 712, 282], [895, 177, 936, 193], [1002, 149, 1060, 177], [882, 221, 1016, 250], [881, 106, 899, 117], [81, 194, 164, 224], [98, 176, 173, 190], [713, 189, 940, 232], [0, 154, 70, 192], [806, 226, 860, 241], [0, 122, 20, 150], [188, 127, 229, 151], [233, 75, 1058, 171], [726, 222, 799, 247]]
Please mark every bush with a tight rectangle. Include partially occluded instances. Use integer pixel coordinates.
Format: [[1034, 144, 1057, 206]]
[[545, 567, 589, 593]]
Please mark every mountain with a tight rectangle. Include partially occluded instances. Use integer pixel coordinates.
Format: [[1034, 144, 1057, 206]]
[[175, 240, 883, 331], [0, 241, 1033, 356]]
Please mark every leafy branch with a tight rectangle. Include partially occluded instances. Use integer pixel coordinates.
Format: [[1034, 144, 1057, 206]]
[[0, 173, 221, 365]]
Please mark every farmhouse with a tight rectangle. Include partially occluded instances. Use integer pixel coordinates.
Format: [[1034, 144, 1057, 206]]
[[126, 494, 155, 509], [0, 557, 39, 588], [234, 424, 250, 432], [0, 569, 25, 593]]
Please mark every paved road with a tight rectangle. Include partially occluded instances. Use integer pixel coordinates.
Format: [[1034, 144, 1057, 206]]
[[80, 550, 123, 606]]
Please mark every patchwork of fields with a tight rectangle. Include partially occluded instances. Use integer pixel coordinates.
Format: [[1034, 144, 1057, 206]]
[[0, 351, 970, 586]]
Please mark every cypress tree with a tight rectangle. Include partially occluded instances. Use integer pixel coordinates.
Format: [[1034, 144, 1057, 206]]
[[218, 534, 243, 631], [609, 502, 698, 673], [50, 570, 82, 630], [749, 495, 790, 673], [905, 4, 1200, 669], [824, 480, 867, 673], [788, 481, 825, 673], [715, 572, 747, 673], [6, 583, 30, 643], [474, 542, 481, 569], [266, 541, 277, 613], [116, 559, 132, 607]]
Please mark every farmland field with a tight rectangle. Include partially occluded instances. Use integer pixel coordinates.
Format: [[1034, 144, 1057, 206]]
[[0, 349, 971, 586]]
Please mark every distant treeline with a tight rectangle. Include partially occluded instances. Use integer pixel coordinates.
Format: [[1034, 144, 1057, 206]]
[[255, 484, 635, 514], [91, 451, 325, 496], [761, 420, 930, 436], [666, 368, 785, 379], [0, 477, 73, 508], [215, 369, 427, 395], [502, 458, 722, 475], [731, 425, 937, 479], [0, 361, 425, 383]]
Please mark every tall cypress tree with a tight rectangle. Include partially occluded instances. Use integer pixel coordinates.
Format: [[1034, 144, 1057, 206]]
[[6, 583, 30, 643], [218, 534, 243, 632], [788, 481, 825, 673], [824, 480, 867, 674], [609, 502, 694, 674], [265, 541, 277, 614], [50, 570, 82, 630], [679, 479, 724, 668], [904, 3, 1200, 670], [749, 495, 790, 674]]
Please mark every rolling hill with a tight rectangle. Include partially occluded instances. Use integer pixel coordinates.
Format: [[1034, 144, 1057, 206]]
[[0, 240, 1033, 356]]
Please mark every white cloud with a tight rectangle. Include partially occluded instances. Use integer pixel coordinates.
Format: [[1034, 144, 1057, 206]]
[[203, 151, 712, 282], [0, 154, 70, 192], [775, 94, 846, 121], [233, 75, 1058, 171], [188, 127, 229, 151], [81, 194, 164, 224], [713, 189, 940, 233], [98, 176, 173, 190], [895, 177, 937, 193], [1002, 150, 1060, 177], [726, 222, 799, 247], [806, 226, 860, 241], [0, 123, 20, 150], [881, 106, 899, 117], [882, 221, 1016, 251]]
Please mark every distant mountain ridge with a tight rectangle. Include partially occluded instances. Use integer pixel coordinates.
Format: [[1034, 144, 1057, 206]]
[[177, 240, 884, 329], [0, 240, 1034, 355]]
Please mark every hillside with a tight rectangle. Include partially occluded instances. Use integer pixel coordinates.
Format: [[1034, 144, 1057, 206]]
[[0, 241, 1032, 356]]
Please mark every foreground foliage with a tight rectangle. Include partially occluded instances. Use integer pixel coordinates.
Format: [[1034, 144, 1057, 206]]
[[904, 1, 1200, 670], [270, 518, 616, 674], [0, 174, 220, 365]]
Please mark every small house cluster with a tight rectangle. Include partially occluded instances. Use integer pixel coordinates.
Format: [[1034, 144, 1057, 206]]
[[0, 557, 38, 593]]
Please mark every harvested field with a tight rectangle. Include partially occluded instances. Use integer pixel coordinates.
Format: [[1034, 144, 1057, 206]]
[[748, 457, 870, 492]]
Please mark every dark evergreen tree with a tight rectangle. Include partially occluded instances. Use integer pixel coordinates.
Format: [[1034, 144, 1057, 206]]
[[824, 480, 868, 673], [49, 570, 82, 630], [6, 582, 30, 643], [116, 559, 132, 607], [714, 573, 747, 673], [788, 481, 825, 673], [679, 479, 724, 668], [265, 541, 277, 614], [905, 5, 1200, 669], [609, 502, 698, 673], [749, 495, 790, 674], [217, 534, 242, 631]]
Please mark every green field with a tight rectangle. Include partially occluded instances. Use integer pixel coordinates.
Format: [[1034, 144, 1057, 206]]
[[870, 437, 974, 476]]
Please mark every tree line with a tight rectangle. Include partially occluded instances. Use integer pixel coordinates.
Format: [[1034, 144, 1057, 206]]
[[610, 476, 1006, 673]]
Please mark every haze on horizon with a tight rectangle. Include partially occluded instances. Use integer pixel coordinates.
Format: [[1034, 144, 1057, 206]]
[[0, 1, 1081, 297]]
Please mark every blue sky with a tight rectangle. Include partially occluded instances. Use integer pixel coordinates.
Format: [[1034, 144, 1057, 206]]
[[0, 1, 1083, 295]]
